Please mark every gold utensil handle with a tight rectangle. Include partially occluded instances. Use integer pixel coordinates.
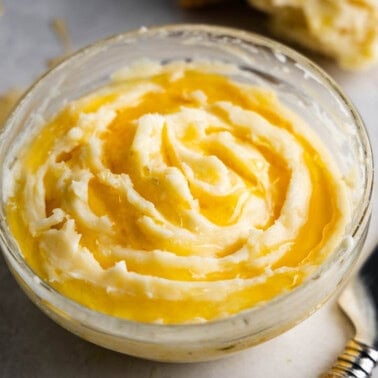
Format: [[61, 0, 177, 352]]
[[323, 339, 378, 377]]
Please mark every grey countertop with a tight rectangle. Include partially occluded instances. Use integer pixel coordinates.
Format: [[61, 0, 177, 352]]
[[1, 1, 378, 377]]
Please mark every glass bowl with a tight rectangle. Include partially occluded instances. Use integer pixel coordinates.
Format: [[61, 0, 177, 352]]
[[0, 24, 373, 362]]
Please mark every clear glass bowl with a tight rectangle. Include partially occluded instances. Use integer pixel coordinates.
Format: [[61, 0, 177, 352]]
[[0, 24, 373, 362]]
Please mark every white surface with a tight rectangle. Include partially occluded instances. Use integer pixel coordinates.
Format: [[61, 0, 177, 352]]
[[0, 0, 377, 377]]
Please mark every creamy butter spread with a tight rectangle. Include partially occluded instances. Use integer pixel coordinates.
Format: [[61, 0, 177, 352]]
[[6, 61, 350, 323]]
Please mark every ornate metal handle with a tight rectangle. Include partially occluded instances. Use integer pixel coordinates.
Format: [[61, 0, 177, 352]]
[[322, 339, 378, 377]]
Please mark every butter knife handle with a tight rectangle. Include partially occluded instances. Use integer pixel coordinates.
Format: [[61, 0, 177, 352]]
[[322, 339, 378, 377]]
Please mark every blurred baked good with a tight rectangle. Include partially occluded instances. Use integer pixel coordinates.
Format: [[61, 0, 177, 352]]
[[248, 0, 378, 69], [180, 0, 378, 69]]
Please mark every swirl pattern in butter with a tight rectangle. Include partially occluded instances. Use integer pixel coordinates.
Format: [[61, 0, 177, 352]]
[[6, 61, 349, 323]]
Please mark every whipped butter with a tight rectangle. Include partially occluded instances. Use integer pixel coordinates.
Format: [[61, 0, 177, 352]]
[[6, 61, 350, 324]]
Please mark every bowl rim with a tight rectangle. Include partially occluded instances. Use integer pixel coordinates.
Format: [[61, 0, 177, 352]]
[[0, 23, 374, 343]]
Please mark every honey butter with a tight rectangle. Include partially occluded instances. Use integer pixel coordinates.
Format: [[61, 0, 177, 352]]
[[6, 61, 350, 324]]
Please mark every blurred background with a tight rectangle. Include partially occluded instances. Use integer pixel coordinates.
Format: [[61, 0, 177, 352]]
[[1, 1, 378, 377]]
